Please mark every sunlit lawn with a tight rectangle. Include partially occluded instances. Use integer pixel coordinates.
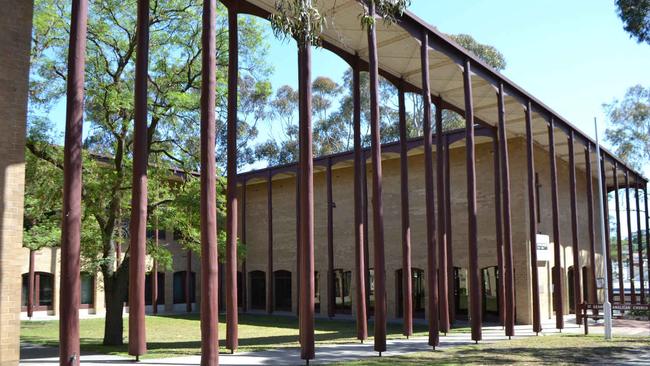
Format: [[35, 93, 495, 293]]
[[21, 313, 469, 359], [334, 334, 650, 365]]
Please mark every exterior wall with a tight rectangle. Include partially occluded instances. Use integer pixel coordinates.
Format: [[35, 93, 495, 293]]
[[0, 1, 32, 364], [240, 136, 606, 326]]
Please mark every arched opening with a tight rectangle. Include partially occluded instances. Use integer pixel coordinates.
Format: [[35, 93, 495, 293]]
[[568, 266, 575, 314], [21, 272, 54, 311], [481, 266, 499, 321], [582, 266, 590, 302], [273, 270, 292, 312], [249, 270, 266, 310], [333, 269, 352, 314], [453, 267, 468, 318], [80, 272, 95, 309], [173, 271, 195, 304], [395, 268, 425, 319], [314, 271, 320, 313], [145, 272, 165, 305]]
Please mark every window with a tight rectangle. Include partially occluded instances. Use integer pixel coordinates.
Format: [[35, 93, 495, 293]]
[[173, 271, 195, 304], [21, 272, 55, 311], [314, 271, 320, 313], [249, 271, 266, 310], [145, 272, 165, 305], [274, 270, 292, 312], [454, 267, 468, 316], [80, 273, 95, 308], [333, 269, 352, 313], [395, 268, 425, 318], [481, 266, 499, 316]]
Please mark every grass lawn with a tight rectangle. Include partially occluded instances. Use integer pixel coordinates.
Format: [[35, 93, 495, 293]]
[[21, 313, 469, 359], [333, 334, 650, 365]]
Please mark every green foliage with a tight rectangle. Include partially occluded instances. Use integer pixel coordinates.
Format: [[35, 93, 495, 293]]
[[604, 85, 650, 170], [448, 34, 507, 71], [270, 0, 325, 47], [360, 0, 411, 28], [616, 0, 650, 44]]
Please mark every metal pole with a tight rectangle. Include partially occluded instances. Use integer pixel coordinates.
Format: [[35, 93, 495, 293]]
[[199, 0, 219, 362], [422, 29, 440, 348], [586, 145, 598, 312], [525, 101, 542, 334], [398, 82, 413, 337], [60, 1, 88, 363], [548, 118, 564, 330], [298, 34, 316, 362], [225, 1, 239, 353], [368, 1, 387, 353], [497, 83, 515, 337], [594, 119, 612, 340], [568, 131, 583, 324], [464, 58, 481, 343], [352, 57, 368, 341], [436, 103, 450, 334], [601, 156, 614, 304], [327, 158, 335, 318]]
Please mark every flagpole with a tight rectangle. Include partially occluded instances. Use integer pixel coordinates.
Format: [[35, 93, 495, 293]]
[[594, 117, 613, 340]]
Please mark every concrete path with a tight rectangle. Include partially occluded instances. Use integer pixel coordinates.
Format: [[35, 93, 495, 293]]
[[19, 315, 648, 366]]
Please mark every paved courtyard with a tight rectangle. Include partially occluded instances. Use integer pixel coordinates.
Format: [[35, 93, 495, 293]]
[[19, 315, 649, 365]]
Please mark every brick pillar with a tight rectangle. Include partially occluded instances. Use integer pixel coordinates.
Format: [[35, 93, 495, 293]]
[[0, 1, 32, 364]]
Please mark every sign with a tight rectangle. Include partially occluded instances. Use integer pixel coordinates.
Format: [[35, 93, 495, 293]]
[[536, 234, 550, 262]]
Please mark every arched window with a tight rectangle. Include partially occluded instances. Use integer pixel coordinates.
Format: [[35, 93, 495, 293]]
[[173, 271, 195, 304], [481, 266, 499, 318], [333, 269, 352, 313], [314, 271, 320, 313], [249, 270, 266, 310], [21, 272, 54, 311], [80, 272, 95, 308], [395, 268, 425, 318], [454, 267, 468, 317], [274, 270, 292, 312], [145, 272, 165, 305]]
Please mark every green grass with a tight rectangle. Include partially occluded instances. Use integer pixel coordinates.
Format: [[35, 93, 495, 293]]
[[334, 334, 650, 365], [21, 313, 469, 359]]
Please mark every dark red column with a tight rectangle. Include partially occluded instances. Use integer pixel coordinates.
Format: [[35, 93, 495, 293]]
[[267, 171, 274, 314], [525, 101, 542, 334], [225, 2, 239, 353], [586, 146, 598, 308], [497, 83, 515, 337], [241, 180, 248, 312], [624, 171, 636, 303], [601, 157, 614, 304], [199, 0, 219, 362], [634, 176, 645, 304], [59, 1, 88, 363], [614, 164, 624, 303], [463, 59, 481, 343], [352, 59, 368, 341], [436, 104, 450, 334], [186, 250, 192, 312], [297, 38, 315, 362], [152, 220, 159, 315], [445, 134, 454, 325], [547, 118, 563, 330], [27, 249, 34, 318], [421, 30, 439, 348], [128, 0, 150, 357], [493, 134, 505, 329], [327, 158, 335, 318], [645, 183, 650, 305], [367, 2, 387, 353], [398, 83, 413, 337], [568, 131, 583, 323]]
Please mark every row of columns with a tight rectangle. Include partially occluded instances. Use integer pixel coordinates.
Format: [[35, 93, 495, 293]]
[[57, 1, 648, 366]]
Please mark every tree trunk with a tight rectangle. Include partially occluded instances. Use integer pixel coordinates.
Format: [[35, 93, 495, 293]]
[[103, 259, 129, 346]]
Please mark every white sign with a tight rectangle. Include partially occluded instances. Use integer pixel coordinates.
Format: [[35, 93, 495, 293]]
[[536, 234, 550, 262]]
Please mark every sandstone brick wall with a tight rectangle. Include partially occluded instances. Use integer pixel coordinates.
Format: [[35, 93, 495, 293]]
[[0, 1, 33, 364]]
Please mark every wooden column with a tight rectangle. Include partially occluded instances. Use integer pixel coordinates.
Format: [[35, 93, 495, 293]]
[[199, 0, 219, 362], [497, 83, 515, 337], [327, 158, 335, 318], [493, 134, 505, 329], [645, 183, 650, 305], [152, 221, 159, 315], [436, 104, 450, 334], [398, 83, 413, 337], [601, 157, 614, 303], [27, 249, 34, 318], [614, 164, 624, 303], [186, 250, 192, 312], [422, 30, 439, 348], [241, 179, 248, 312], [547, 118, 563, 330], [624, 171, 636, 304], [586, 146, 598, 307], [363, 150, 371, 316], [635, 176, 645, 304], [367, 2, 387, 353], [60, 1, 88, 362], [445, 134, 454, 324], [352, 58, 368, 340], [128, 0, 150, 357], [463, 58, 481, 343], [568, 131, 583, 323], [297, 37, 315, 362], [225, 2, 239, 352], [267, 171, 274, 314], [525, 101, 542, 333]]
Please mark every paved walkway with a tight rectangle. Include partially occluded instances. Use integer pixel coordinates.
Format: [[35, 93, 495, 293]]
[[19, 315, 649, 365]]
